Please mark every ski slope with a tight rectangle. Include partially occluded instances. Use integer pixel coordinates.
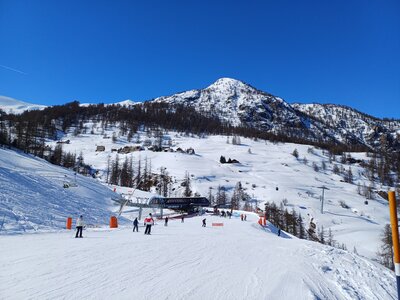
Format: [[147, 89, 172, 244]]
[[0, 213, 396, 300], [0, 147, 127, 233], [49, 128, 392, 260]]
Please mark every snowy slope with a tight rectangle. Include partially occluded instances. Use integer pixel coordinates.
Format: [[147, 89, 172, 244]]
[[0, 147, 127, 233], [293, 103, 400, 148], [0, 95, 46, 114], [0, 214, 396, 299], [47, 126, 393, 260], [152, 78, 330, 140]]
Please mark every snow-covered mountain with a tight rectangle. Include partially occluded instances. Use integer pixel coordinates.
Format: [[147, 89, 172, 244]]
[[3, 78, 400, 149], [293, 103, 400, 148], [151, 78, 400, 149], [0, 95, 46, 114], [152, 78, 332, 141]]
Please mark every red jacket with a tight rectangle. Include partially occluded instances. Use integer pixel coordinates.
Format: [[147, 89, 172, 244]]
[[144, 217, 154, 226]]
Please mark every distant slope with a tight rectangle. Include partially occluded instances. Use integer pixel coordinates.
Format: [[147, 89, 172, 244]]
[[293, 103, 400, 148], [0, 147, 124, 234], [0, 95, 46, 114]]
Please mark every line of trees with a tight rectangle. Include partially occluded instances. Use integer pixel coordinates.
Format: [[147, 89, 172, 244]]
[[264, 201, 347, 250], [0, 100, 378, 161], [107, 155, 172, 195], [208, 182, 251, 208]]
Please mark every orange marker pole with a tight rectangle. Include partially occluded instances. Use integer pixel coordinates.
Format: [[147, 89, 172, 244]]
[[389, 191, 400, 299], [66, 217, 72, 230], [110, 216, 118, 228]]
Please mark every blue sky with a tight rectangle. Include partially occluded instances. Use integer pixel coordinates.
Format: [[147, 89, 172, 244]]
[[0, 0, 399, 118]]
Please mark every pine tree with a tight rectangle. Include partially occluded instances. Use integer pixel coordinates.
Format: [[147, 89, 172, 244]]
[[291, 208, 298, 237], [106, 155, 111, 183], [292, 148, 299, 159], [183, 171, 192, 197], [377, 224, 394, 270], [120, 157, 130, 187], [50, 144, 63, 166], [318, 226, 326, 244], [216, 185, 227, 206], [298, 214, 306, 239], [208, 187, 215, 206], [231, 182, 244, 210], [327, 228, 335, 246]]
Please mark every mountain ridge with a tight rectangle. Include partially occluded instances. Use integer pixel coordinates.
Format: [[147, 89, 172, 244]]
[[2, 78, 399, 149]]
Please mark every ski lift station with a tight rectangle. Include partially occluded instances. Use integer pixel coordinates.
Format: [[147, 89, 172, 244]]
[[115, 195, 210, 219]]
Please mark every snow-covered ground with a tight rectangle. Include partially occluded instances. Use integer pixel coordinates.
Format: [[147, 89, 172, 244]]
[[0, 131, 397, 299], [48, 127, 392, 260], [0, 95, 46, 114], [0, 213, 396, 299], [0, 147, 128, 234]]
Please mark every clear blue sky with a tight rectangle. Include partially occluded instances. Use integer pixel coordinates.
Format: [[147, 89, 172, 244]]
[[0, 0, 399, 118]]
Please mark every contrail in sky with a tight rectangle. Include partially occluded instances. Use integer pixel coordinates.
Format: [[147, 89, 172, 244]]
[[0, 64, 27, 75]]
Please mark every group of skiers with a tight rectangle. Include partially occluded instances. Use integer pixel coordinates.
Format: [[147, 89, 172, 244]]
[[74, 211, 258, 238], [219, 210, 232, 218]]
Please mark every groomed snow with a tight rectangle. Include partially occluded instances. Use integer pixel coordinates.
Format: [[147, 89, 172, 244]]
[[0, 213, 396, 299], [48, 129, 392, 260], [0, 147, 128, 233]]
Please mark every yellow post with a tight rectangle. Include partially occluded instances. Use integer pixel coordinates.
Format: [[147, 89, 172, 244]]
[[389, 191, 400, 299]]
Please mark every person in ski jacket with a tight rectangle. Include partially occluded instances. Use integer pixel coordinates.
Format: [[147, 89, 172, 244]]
[[133, 217, 139, 232], [164, 216, 169, 226], [181, 216, 184, 223], [75, 215, 84, 238], [144, 213, 154, 235], [240, 214, 244, 221], [202, 218, 206, 227], [244, 214, 247, 221]]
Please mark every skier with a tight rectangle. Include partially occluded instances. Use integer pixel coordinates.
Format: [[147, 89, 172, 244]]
[[75, 215, 84, 238], [244, 214, 247, 221], [164, 216, 169, 226], [278, 228, 281, 237], [202, 218, 206, 227], [181, 215, 184, 223], [144, 213, 154, 235], [133, 217, 139, 232], [240, 214, 243, 221]]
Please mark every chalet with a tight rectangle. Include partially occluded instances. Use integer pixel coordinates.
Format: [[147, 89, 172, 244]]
[[118, 145, 143, 154], [57, 139, 70, 144], [142, 139, 152, 147], [148, 145, 161, 152], [96, 145, 105, 152], [162, 146, 173, 152]]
